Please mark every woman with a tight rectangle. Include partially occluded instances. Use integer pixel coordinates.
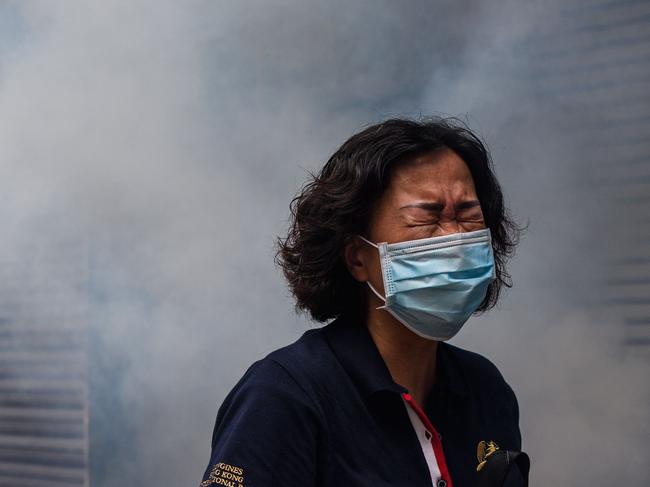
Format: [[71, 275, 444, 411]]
[[199, 118, 528, 487]]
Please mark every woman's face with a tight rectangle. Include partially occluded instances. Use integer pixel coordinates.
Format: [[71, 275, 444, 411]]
[[345, 147, 486, 289], [370, 147, 486, 244]]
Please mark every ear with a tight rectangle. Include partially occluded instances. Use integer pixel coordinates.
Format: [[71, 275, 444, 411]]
[[343, 236, 371, 283]]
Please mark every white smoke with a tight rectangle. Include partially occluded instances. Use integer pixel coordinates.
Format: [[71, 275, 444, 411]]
[[0, 1, 647, 485]]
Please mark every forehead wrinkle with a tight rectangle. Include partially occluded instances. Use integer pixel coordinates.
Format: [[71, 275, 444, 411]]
[[383, 153, 478, 216], [394, 182, 477, 209]]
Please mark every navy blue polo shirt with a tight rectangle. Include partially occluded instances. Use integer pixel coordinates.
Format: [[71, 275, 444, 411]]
[[200, 314, 521, 487]]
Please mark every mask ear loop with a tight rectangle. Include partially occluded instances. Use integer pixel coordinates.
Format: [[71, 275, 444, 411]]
[[356, 235, 387, 310], [357, 234, 378, 249], [366, 281, 387, 310]]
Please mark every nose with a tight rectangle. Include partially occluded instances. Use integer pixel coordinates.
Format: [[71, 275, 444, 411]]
[[435, 221, 462, 236]]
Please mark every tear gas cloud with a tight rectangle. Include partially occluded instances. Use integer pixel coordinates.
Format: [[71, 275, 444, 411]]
[[0, 1, 648, 485]]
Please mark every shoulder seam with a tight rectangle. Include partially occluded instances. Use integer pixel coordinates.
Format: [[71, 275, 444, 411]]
[[267, 358, 325, 420]]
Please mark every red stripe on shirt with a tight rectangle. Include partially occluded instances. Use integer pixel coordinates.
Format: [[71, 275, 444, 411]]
[[402, 392, 453, 487]]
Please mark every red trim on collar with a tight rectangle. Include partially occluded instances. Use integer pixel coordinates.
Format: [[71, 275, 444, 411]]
[[402, 392, 453, 487]]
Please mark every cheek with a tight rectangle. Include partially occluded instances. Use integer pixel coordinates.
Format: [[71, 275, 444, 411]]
[[459, 220, 487, 231], [365, 249, 386, 293], [368, 250, 382, 277]]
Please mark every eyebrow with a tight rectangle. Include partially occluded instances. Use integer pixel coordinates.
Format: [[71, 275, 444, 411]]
[[399, 200, 481, 212]]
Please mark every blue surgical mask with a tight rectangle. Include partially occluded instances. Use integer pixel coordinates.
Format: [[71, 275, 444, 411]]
[[358, 228, 496, 341]]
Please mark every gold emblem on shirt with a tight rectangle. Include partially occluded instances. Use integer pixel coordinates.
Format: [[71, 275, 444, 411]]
[[476, 440, 500, 472], [201, 462, 245, 487]]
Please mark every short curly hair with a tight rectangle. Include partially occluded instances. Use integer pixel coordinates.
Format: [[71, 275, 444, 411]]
[[275, 117, 524, 322]]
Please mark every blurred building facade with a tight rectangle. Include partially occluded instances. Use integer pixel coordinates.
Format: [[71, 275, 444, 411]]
[[0, 238, 89, 487], [524, 0, 650, 353]]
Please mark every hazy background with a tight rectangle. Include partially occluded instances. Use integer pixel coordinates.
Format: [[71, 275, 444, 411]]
[[1, 0, 648, 485]]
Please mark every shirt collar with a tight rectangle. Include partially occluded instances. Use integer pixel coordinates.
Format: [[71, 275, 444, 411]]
[[323, 314, 469, 401]]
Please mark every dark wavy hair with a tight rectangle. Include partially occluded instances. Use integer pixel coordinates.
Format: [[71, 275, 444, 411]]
[[275, 117, 524, 322]]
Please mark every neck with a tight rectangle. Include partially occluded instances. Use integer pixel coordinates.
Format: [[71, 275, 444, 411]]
[[365, 295, 438, 407]]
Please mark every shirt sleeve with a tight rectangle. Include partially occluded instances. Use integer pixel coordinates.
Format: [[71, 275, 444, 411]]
[[465, 348, 523, 451], [199, 358, 323, 487], [504, 380, 522, 451]]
